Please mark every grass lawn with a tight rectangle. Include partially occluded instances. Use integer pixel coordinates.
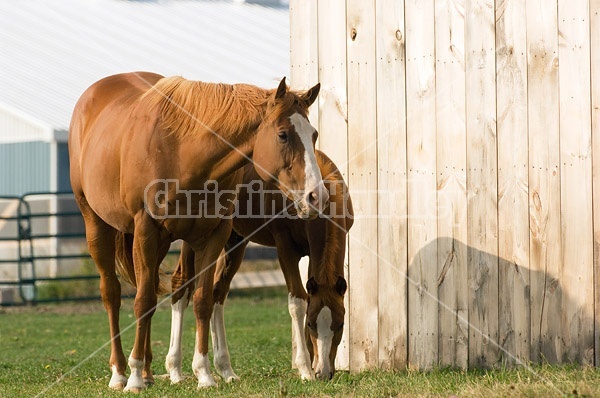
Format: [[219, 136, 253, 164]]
[[0, 287, 599, 397]]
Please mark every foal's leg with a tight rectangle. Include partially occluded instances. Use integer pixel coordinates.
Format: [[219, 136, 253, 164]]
[[165, 243, 195, 383], [78, 202, 126, 389], [124, 212, 162, 393], [191, 220, 233, 388], [275, 235, 314, 380], [210, 234, 248, 382]]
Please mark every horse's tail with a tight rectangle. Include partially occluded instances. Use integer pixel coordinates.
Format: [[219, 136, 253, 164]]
[[114, 232, 171, 296]]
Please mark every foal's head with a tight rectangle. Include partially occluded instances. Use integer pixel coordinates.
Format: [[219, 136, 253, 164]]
[[253, 78, 328, 219], [304, 275, 347, 380]]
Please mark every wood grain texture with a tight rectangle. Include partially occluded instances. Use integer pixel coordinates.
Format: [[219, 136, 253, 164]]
[[346, 0, 379, 372], [435, 0, 468, 370], [289, 0, 319, 126], [405, 0, 438, 370], [376, 0, 408, 370], [557, 0, 594, 365], [526, 0, 562, 365], [495, 0, 530, 366], [465, 0, 499, 368], [591, 0, 600, 368]]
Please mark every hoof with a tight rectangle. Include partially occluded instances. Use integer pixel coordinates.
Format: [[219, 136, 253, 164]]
[[197, 376, 217, 389], [143, 377, 155, 386], [217, 367, 240, 383], [109, 382, 125, 391], [299, 369, 315, 381], [224, 374, 240, 383], [124, 379, 146, 393], [170, 372, 186, 384], [108, 373, 128, 390]]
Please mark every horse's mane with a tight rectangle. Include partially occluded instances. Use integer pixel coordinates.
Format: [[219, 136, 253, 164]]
[[141, 76, 301, 139], [315, 150, 354, 285]]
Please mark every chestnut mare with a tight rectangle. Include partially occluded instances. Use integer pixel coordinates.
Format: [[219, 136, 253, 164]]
[[166, 150, 353, 382], [68, 72, 325, 391]]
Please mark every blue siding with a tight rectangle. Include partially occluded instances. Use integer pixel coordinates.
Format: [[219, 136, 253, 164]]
[[56, 142, 71, 192], [0, 142, 51, 196]]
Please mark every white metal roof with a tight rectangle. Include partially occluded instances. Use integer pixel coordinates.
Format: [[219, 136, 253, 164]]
[[0, 0, 290, 140]]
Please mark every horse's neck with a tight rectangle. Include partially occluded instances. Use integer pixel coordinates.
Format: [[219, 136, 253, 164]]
[[312, 179, 351, 283], [204, 129, 258, 182]]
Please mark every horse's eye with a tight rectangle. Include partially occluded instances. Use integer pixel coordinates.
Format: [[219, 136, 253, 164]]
[[338, 323, 344, 331], [278, 131, 288, 143], [307, 322, 316, 330]]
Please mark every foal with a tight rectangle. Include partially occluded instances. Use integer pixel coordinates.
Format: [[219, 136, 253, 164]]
[[166, 150, 353, 382]]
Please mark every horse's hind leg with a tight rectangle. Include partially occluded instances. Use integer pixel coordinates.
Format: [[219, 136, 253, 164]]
[[124, 212, 162, 393], [166, 242, 196, 383], [211, 231, 248, 382], [77, 199, 126, 390]]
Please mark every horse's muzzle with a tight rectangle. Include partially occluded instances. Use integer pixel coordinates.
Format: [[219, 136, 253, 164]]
[[305, 180, 330, 216]]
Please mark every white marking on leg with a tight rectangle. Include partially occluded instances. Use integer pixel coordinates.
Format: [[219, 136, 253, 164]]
[[288, 294, 314, 380], [165, 298, 187, 384], [124, 355, 145, 392], [108, 364, 127, 390], [211, 303, 239, 382], [289, 113, 327, 213], [192, 334, 217, 388], [314, 306, 334, 380]]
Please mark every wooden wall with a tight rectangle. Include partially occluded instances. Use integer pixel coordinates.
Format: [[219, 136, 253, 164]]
[[290, 0, 599, 370]]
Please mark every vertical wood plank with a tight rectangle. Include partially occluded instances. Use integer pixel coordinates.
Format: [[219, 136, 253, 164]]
[[591, 0, 600, 368], [317, 0, 348, 172], [526, 0, 562, 365], [288, 0, 318, 368], [435, 0, 468, 369], [316, 0, 350, 370], [465, 0, 499, 368], [405, 0, 438, 370], [376, 0, 408, 370], [557, 0, 594, 364], [495, 0, 530, 366], [289, 0, 319, 127], [346, 0, 379, 372]]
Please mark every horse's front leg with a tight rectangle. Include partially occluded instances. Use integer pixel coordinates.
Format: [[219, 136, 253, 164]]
[[275, 235, 314, 381], [141, 240, 170, 386], [124, 213, 162, 393], [191, 220, 233, 388], [166, 242, 195, 384], [211, 233, 248, 382]]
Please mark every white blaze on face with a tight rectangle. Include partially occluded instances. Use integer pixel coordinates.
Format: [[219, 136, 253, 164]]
[[289, 113, 325, 209], [315, 306, 334, 379]]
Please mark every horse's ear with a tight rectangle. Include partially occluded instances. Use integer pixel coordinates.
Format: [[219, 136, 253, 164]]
[[335, 276, 347, 296], [301, 82, 320, 108], [306, 277, 318, 295], [275, 77, 287, 99]]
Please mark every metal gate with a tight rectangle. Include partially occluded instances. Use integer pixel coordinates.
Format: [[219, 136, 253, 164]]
[[0, 191, 278, 305]]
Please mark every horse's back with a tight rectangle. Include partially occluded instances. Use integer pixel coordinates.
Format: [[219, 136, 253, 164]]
[[70, 72, 163, 144], [69, 72, 164, 230]]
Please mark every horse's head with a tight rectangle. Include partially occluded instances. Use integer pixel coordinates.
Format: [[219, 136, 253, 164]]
[[304, 275, 347, 380], [253, 78, 328, 219]]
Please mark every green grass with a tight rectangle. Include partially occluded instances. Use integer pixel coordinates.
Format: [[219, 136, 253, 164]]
[[0, 288, 599, 397]]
